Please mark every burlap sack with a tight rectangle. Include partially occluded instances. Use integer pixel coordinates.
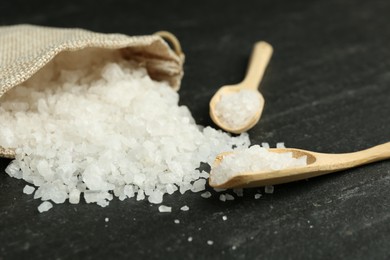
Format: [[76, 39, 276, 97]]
[[0, 24, 185, 158]]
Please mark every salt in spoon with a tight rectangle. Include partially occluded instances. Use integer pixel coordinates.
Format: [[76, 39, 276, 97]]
[[209, 142, 390, 189], [209, 41, 273, 134]]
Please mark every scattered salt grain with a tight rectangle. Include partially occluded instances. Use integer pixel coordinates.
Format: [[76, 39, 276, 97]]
[[23, 185, 35, 195], [105, 217, 109, 222], [201, 191, 212, 198], [188, 237, 193, 242], [265, 185, 274, 194], [207, 240, 214, 245], [219, 194, 226, 202], [158, 205, 172, 213], [254, 193, 262, 199], [261, 142, 270, 148], [180, 205, 189, 211], [0, 54, 251, 210], [232, 245, 237, 250], [191, 179, 206, 192], [214, 89, 261, 129], [222, 215, 227, 221], [174, 219, 180, 224], [276, 142, 285, 148], [209, 145, 307, 186], [37, 201, 53, 213], [225, 194, 235, 201]]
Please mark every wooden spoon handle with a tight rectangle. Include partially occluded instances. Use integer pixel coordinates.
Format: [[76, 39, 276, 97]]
[[315, 142, 390, 172], [242, 41, 273, 90]]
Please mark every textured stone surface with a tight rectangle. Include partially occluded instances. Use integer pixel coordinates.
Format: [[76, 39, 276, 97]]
[[1, 0, 390, 259]]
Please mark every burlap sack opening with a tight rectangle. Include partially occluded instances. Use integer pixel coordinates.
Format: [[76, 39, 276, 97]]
[[0, 24, 185, 158]]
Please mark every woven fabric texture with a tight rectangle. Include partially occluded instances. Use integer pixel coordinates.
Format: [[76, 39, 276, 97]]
[[0, 24, 184, 158]]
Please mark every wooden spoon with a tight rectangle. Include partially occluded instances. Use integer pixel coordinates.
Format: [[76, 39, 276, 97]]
[[209, 143, 390, 189], [209, 41, 273, 134]]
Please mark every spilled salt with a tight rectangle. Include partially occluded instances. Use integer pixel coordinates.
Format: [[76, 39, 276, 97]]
[[158, 205, 172, 213], [0, 51, 250, 212], [201, 191, 212, 198], [23, 185, 35, 195], [180, 205, 189, 211], [37, 201, 53, 213]]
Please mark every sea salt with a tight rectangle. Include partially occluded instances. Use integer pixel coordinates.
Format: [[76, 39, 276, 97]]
[[174, 219, 180, 224], [201, 191, 212, 198], [37, 201, 53, 213], [261, 142, 270, 148], [158, 205, 172, 213], [254, 193, 262, 199], [23, 185, 35, 195], [219, 194, 226, 202], [0, 51, 251, 211], [209, 145, 307, 186], [188, 237, 193, 242], [214, 89, 261, 129], [105, 217, 109, 222], [265, 185, 274, 194], [180, 205, 189, 211], [191, 179, 206, 192], [222, 215, 227, 221], [225, 194, 235, 201], [207, 240, 214, 245]]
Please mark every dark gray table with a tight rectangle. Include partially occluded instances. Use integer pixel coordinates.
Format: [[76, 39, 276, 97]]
[[1, 0, 390, 259]]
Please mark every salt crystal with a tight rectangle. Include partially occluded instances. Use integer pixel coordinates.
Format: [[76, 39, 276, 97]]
[[69, 189, 81, 204], [105, 217, 109, 222], [136, 190, 145, 201], [180, 205, 189, 211], [225, 194, 235, 201], [174, 219, 180, 224], [123, 185, 135, 198], [232, 245, 237, 250], [261, 142, 270, 148], [166, 184, 177, 195], [254, 193, 262, 199], [158, 205, 172, 213], [276, 142, 285, 148], [265, 185, 274, 194], [37, 201, 53, 213], [207, 240, 214, 245], [201, 191, 212, 198], [222, 215, 227, 221], [148, 190, 163, 204], [5, 162, 22, 179], [219, 194, 226, 202], [191, 179, 206, 192], [23, 185, 35, 195], [188, 237, 193, 242]]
